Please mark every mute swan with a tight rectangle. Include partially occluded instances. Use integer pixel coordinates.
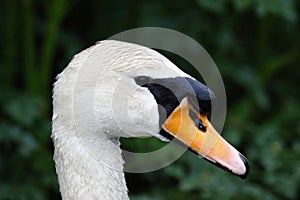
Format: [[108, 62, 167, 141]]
[[52, 40, 249, 200]]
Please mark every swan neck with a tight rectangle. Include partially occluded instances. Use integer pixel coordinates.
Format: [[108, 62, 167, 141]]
[[52, 120, 129, 200]]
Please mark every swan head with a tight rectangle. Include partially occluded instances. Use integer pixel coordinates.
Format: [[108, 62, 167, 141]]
[[55, 40, 248, 179]]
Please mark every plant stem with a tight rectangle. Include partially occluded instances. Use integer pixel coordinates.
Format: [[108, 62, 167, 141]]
[[4, 0, 17, 86], [23, 0, 37, 94], [40, 0, 67, 96]]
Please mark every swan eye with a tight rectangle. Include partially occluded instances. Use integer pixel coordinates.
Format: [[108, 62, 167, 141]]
[[188, 109, 207, 132]]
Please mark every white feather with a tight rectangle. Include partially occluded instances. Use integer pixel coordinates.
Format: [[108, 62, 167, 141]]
[[52, 40, 190, 199]]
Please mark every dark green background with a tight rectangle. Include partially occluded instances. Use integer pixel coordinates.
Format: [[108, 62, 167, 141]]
[[1, 0, 299, 199]]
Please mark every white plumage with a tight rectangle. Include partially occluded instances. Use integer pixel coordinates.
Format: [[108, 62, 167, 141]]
[[52, 40, 190, 199]]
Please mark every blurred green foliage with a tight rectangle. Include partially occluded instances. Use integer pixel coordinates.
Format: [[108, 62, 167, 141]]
[[1, 0, 300, 199]]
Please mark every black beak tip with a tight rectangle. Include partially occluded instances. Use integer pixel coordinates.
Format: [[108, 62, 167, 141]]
[[238, 153, 249, 179]]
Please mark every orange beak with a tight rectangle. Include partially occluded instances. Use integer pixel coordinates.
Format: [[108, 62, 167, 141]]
[[162, 98, 249, 178]]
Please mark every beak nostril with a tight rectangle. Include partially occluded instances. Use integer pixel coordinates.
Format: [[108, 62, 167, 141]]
[[188, 109, 207, 132], [198, 123, 206, 132]]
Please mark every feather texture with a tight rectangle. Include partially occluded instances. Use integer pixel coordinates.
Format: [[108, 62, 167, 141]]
[[52, 40, 189, 199]]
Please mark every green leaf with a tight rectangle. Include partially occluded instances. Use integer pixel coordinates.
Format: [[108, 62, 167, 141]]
[[3, 95, 44, 127], [232, 0, 255, 12], [255, 0, 298, 22], [196, 0, 228, 13]]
